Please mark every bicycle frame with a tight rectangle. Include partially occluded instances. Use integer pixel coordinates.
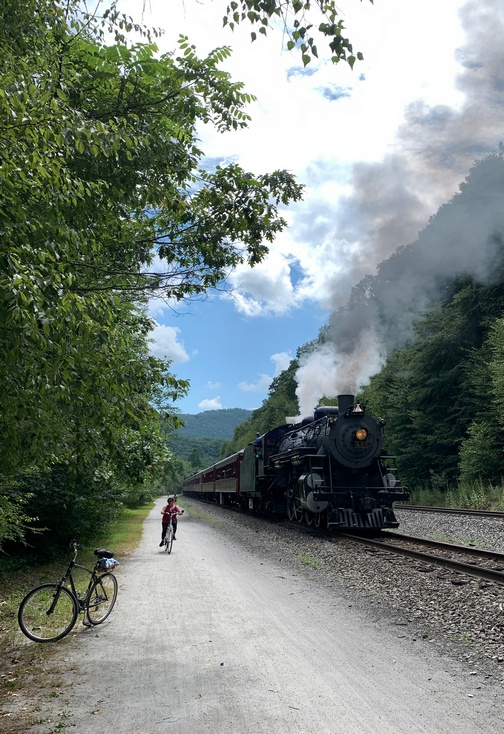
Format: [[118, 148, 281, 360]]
[[48, 541, 118, 626], [164, 519, 174, 552], [50, 543, 111, 614]]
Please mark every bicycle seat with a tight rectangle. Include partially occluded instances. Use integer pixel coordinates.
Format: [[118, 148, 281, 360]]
[[94, 548, 114, 559]]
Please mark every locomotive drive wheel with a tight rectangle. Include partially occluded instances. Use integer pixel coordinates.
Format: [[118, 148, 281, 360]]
[[287, 498, 307, 524], [290, 498, 304, 523]]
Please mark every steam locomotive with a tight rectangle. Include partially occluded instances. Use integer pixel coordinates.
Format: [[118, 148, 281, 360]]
[[182, 394, 409, 530]]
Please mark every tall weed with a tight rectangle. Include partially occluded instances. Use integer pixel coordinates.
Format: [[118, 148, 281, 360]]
[[409, 479, 504, 509]]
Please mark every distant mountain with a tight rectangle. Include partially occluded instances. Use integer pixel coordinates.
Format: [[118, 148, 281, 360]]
[[176, 408, 252, 439], [168, 408, 252, 471]]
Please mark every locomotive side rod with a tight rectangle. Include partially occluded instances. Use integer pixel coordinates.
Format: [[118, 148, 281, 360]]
[[338, 533, 504, 586]]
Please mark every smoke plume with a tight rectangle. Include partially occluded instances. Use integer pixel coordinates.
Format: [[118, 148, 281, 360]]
[[295, 0, 504, 415]]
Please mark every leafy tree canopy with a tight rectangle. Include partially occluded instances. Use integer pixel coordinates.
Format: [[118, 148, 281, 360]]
[[0, 0, 303, 548], [221, 0, 370, 67]]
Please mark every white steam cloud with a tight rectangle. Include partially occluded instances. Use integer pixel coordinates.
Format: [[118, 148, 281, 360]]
[[296, 331, 384, 417], [293, 0, 504, 412]]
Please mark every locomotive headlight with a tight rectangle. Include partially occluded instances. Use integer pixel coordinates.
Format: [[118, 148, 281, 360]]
[[355, 428, 368, 441]]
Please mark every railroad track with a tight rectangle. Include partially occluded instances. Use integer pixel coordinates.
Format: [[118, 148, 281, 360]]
[[396, 505, 504, 519], [337, 530, 504, 586]]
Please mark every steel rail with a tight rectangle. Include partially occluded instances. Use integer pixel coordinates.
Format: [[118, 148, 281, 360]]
[[383, 531, 504, 561], [396, 505, 504, 518], [338, 533, 504, 586]]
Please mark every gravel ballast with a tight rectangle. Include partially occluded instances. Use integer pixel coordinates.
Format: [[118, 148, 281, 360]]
[[182, 498, 504, 682]]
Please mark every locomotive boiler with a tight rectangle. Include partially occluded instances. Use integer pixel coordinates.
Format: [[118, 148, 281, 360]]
[[182, 394, 409, 530]]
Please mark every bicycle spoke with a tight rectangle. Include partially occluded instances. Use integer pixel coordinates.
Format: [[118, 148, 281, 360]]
[[18, 585, 78, 643], [86, 573, 118, 625]]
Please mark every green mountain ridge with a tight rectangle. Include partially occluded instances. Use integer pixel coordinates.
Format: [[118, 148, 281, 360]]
[[168, 408, 252, 474], [177, 408, 252, 439]]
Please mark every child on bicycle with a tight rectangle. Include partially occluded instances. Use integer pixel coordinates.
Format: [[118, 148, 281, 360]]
[[159, 496, 184, 546]]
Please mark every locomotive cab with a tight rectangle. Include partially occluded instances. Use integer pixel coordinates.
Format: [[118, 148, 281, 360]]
[[240, 425, 292, 514]]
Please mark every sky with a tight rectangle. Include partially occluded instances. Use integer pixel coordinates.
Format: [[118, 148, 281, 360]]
[[125, 0, 504, 415]]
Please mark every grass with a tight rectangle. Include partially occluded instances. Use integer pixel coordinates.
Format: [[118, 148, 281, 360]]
[[427, 532, 487, 548], [408, 481, 504, 510], [183, 504, 222, 526], [296, 551, 326, 570], [93, 503, 155, 556], [459, 631, 474, 645], [0, 501, 154, 734]]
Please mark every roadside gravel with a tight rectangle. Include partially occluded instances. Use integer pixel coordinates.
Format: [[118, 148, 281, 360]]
[[183, 499, 504, 683]]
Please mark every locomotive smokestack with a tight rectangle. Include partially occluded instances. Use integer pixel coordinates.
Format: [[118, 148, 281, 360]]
[[338, 394, 355, 414]]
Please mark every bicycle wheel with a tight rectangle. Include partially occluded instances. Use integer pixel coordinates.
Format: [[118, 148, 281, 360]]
[[18, 584, 78, 643], [86, 573, 118, 625], [165, 525, 173, 554]]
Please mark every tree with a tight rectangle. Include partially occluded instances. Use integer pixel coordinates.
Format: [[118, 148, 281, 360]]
[[222, 0, 370, 67], [188, 448, 204, 470], [141, 0, 370, 68], [360, 280, 504, 490], [0, 0, 303, 548], [459, 317, 504, 484]]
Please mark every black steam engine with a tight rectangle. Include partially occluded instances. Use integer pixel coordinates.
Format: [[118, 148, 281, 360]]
[[182, 394, 409, 530]]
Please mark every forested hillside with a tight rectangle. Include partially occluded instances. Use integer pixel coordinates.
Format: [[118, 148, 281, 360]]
[[177, 409, 252, 438], [167, 409, 251, 474], [220, 152, 504, 503]]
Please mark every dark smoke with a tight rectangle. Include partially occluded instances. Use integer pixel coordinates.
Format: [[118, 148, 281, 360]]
[[295, 0, 504, 415]]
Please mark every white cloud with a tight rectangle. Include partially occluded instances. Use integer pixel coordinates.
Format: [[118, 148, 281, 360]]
[[222, 222, 362, 315], [238, 351, 293, 392], [148, 324, 189, 363], [127, 0, 472, 326], [206, 381, 222, 390], [238, 373, 272, 393], [271, 352, 292, 373], [225, 250, 295, 316], [198, 397, 223, 410]]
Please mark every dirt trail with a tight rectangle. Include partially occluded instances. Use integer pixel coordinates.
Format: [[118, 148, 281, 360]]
[[13, 498, 504, 733]]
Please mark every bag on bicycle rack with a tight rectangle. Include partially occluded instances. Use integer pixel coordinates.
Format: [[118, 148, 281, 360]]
[[97, 557, 120, 570]]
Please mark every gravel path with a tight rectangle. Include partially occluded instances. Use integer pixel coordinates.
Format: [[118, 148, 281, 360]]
[[182, 499, 504, 684], [10, 499, 504, 734]]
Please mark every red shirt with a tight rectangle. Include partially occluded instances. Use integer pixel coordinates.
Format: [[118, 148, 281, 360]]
[[162, 504, 180, 524]]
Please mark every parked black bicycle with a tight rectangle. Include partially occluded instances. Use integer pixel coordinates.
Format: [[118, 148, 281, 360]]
[[18, 540, 119, 643]]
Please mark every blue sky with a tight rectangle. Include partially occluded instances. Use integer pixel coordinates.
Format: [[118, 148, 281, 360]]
[[124, 0, 504, 414], [149, 296, 328, 412]]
